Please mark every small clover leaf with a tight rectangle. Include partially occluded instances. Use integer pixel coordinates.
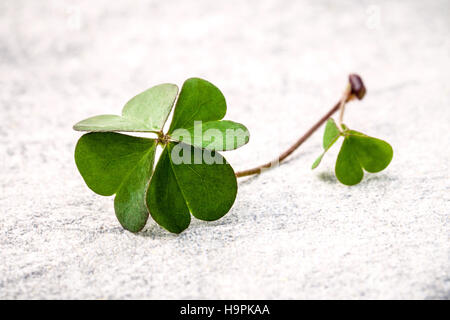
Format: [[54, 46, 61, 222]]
[[74, 78, 248, 233], [312, 118, 341, 169], [336, 131, 393, 185], [323, 118, 341, 148], [334, 136, 363, 185], [312, 118, 393, 185]]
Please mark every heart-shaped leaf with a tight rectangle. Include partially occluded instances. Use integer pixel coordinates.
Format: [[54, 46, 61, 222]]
[[74, 132, 157, 232], [168, 78, 226, 133], [73, 84, 178, 133], [146, 142, 237, 233], [335, 132, 393, 185], [323, 118, 341, 148], [335, 136, 364, 185], [170, 120, 250, 151], [145, 146, 191, 233], [346, 131, 393, 173], [312, 118, 341, 169]]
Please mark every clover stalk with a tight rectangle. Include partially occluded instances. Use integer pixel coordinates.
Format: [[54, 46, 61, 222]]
[[235, 74, 366, 178]]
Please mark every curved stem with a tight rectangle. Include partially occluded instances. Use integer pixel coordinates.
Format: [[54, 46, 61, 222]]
[[336, 84, 352, 132], [235, 87, 354, 178]]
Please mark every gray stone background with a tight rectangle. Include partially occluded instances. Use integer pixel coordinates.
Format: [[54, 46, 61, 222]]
[[0, 0, 449, 299]]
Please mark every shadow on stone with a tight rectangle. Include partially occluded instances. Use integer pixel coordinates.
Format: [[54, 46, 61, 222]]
[[137, 223, 179, 239], [317, 171, 337, 184]]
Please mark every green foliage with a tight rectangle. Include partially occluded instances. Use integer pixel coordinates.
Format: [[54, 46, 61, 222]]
[[73, 84, 178, 133], [74, 133, 157, 231], [312, 118, 393, 185], [145, 146, 191, 233], [323, 118, 340, 149], [171, 120, 249, 151], [311, 118, 341, 169], [74, 76, 394, 233], [335, 137, 363, 185], [74, 78, 249, 233], [147, 143, 237, 233], [168, 78, 227, 133]]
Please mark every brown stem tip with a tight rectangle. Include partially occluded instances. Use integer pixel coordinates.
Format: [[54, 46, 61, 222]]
[[349, 74, 366, 100]]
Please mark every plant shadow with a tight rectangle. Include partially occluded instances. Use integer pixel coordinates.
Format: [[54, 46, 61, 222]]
[[317, 171, 338, 184], [136, 223, 180, 240], [317, 171, 396, 186], [359, 173, 397, 185]]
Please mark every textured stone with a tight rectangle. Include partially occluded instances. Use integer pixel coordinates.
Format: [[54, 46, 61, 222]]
[[0, 0, 449, 299]]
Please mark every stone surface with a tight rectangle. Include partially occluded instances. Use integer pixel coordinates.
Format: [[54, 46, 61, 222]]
[[0, 0, 449, 299]]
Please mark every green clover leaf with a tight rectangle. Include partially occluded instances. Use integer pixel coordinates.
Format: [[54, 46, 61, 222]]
[[168, 78, 226, 132], [168, 78, 249, 151], [171, 120, 249, 151], [73, 84, 179, 133], [312, 118, 393, 186], [74, 132, 157, 232], [146, 143, 237, 233], [336, 130, 393, 185], [312, 118, 341, 169], [74, 78, 249, 233]]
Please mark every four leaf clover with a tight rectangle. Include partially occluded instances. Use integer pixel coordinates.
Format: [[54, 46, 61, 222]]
[[74, 78, 249, 233], [312, 118, 393, 185]]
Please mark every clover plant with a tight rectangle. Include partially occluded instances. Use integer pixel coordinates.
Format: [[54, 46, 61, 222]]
[[74, 74, 393, 233], [312, 119, 393, 185]]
